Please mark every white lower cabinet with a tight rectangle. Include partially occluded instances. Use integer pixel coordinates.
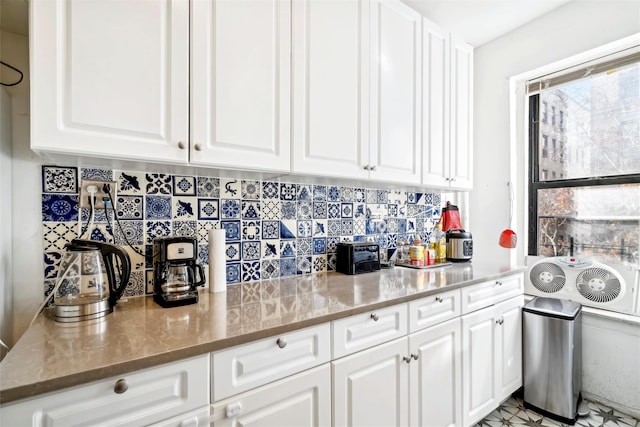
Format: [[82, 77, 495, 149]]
[[462, 295, 524, 427], [211, 364, 331, 427], [0, 355, 210, 427], [333, 337, 409, 427], [409, 317, 462, 427]]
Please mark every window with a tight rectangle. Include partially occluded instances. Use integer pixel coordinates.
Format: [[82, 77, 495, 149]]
[[528, 51, 640, 264]]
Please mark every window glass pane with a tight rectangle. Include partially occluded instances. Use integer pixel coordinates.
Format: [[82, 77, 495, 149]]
[[538, 62, 640, 181], [537, 183, 639, 263]]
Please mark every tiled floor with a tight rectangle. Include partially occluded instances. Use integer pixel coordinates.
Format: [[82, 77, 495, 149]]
[[477, 396, 640, 427]]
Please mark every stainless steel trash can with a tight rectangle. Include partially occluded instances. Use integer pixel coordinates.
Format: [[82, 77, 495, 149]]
[[523, 297, 582, 425]]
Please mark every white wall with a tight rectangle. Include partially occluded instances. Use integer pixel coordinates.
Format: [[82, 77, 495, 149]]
[[470, 0, 640, 267], [1, 28, 41, 348], [1, 85, 13, 360]]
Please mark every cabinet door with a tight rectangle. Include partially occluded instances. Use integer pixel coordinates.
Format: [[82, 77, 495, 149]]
[[0, 355, 209, 427], [496, 296, 524, 400], [191, 0, 291, 172], [409, 318, 462, 427], [211, 365, 330, 427], [333, 338, 409, 427], [461, 306, 499, 427], [30, 0, 189, 163], [421, 17, 450, 187], [291, 0, 370, 180], [449, 36, 474, 190], [369, 0, 422, 184]]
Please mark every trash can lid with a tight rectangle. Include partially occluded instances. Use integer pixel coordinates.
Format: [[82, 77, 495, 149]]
[[523, 296, 582, 320]]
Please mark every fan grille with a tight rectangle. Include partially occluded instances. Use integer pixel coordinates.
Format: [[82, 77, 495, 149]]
[[576, 268, 621, 303], [530, 262, 566, 293]]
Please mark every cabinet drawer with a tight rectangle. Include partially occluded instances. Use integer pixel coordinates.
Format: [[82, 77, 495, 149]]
[[409, 289, 461, 332], [0, 355, 210, 426], [332, 303, 408, 359], [211, 324, 330, 401], [461, 273, 524, 314]]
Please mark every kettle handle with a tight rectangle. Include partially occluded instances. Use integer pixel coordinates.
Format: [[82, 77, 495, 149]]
[[101, 244, 131, 307], [193, 263, 206, 287]]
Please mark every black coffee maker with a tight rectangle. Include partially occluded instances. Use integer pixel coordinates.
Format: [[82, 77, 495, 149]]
[[153, 237, 205, 308]]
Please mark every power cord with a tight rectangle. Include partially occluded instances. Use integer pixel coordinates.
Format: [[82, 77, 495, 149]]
[[102, 183, 147, 259]]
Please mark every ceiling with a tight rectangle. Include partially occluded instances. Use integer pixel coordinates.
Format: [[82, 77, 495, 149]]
[[1, 0, 574, 46]]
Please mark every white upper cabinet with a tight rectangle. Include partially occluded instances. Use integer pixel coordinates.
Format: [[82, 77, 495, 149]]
[[30, 0, 190, 164], [191, 0, 291, 172], [369, 0, 422, 184], [291, 0, 370, 180], [292, 0, 421, 185], [421, 18, 474, 190]]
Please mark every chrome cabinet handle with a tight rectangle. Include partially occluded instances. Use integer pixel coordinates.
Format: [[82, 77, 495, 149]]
[[194, 143, 202, 151], [403, 356, 412, 364], [450, 177, 456, 182], [177, 141, 186, 150], [370, 166, 377, 171], [370, 313, 379, 321], [496, 280, 503, 286], [114, 379, 128, 394], [364, 165, 370, 171], [435, 296, 443, 303], [495, 318, 504, 325], [411, 353, 419, 361], [276, 338, 287, 349]]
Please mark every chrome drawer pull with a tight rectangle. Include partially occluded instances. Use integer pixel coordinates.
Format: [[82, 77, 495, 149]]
[[435, 296, 443, 303], [403, 356, 412, 364], [370, 313, 379, 321], [411, 353, 419, 361], [113, 379, 128, 394], [496, 280, 503, 286], [276, 338, 287, 349]]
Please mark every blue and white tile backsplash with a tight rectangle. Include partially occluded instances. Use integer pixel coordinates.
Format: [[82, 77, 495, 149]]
[[41, 165, 445, 298]]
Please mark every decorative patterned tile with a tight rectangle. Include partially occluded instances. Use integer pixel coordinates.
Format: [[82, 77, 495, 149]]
[[377, 190, 388, 204], [80, 207, 108, 224], [116, 171, 144, 195], [281, 201, 297, 220], [221, 220, 241, 241], [221, 178, 241, 199], [44, 251, 63, 279], [42, 166, 77, 193], [220, 199, 241, 219], [279, 258, 297, 277], [313, 185, 327, 201], [341, 202, 353, 218], [173, 220, 197, 237], [123, 245, 145, 272], [312, 220, 327, 237], [280, 220, 296, 239], [197, 221, 219, 245], [327, 237, 340, 253], [114, 220, 144, 245], [242, 241, 261, 261], [297, 256, 312, 275], [86, 224, 114, 243], [312, 255, 327, 272], [280, 183, 297, 201], [242, 201, 260, 219], [354, 188, 366, 202], [226, 263, 241, 284], [341, 219, 353, 235], [146, 173, 172, 195], [173, 176, 196, 196], [42, 194, 79, 222], [297, 185, 312, 201], [145, 220, 171, 244], [312, 202, 327, 219], [43, 222, 78, 251], [198, 244, 209, 266], [280, 240, 296, 258], [340, 187, 354, 202], [407, 192, 417, 204], [241, 180, 260, 200], [242, 262, 261, 282], [261, 220, 280, 239], [261, 200, 280, 219], [173, 197, 197, 219], [297, 220, 312, 238], [116, 195, 144, 220], [145, 196, 172, 220], [225, 243, 241, 261], [297, 201, 312, 220], [297, 238, 312, 256], [327, 186, 340, 201], [313, 238, 326, 255], [242, 220, 261, 241], [354, 218, 366, 235], [261, 259, 280, 279], [327, 202, 341, 219], [261, 181, 279, 200], [261, 240, 279, 258], [197, 177, 220, 198], [328, 220, 341, 237], [198, 199, 219, 220], [81, 168, 112, 181]]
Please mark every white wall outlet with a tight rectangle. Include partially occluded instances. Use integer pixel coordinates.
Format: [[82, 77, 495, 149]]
[[79, 179, 117, 209]]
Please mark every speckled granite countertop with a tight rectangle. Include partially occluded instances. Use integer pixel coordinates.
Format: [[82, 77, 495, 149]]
[[0, 263, 524, 404]]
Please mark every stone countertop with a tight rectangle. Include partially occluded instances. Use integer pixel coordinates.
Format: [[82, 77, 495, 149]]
[[0, 263, 524, 405]]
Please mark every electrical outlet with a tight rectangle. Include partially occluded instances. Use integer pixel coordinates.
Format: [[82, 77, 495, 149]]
[[80, 179, 117, 209]]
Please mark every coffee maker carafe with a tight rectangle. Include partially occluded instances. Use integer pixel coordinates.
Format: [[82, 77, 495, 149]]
[[153, 237, 205, 307]]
